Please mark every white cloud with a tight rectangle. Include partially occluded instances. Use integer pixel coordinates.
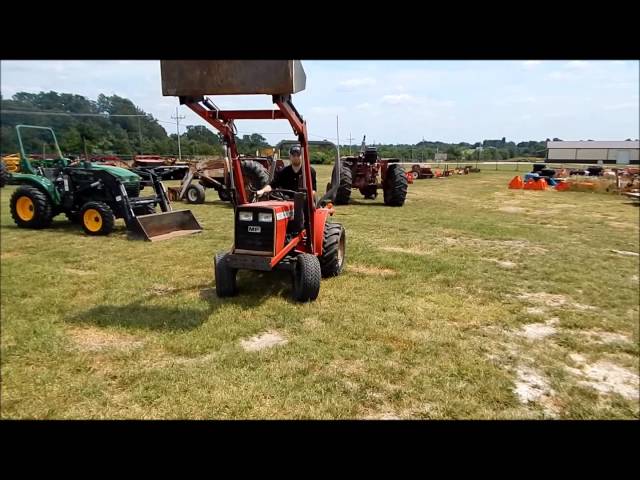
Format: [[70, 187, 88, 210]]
[[381, 94, 416, 105], [603, 102, 638, 111], [565, 60, 590, 69], [522, 61, 542, 69], [547, 71, 574, 80], [338, 77, 376, 88]]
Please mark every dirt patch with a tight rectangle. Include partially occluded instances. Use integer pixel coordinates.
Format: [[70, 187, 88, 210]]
[[240, 330, 287, 352], [526, 307, 546, 315], [514, 366, 558, 417], [608, 222, 636, 229], [0, 251, 22, 260], [486, 258, 517, 269], [363, 412, 401, 420], [518, 292, 568, 308], [517, 322, 557, 341], [566, 355, 639, 401], [500, 206, 526, 214], [518, 292, 596, 311], [572, 303, 598, 311], [610, 249, 639, 257], [632, 275, 639, 283], [580, 330, 633, 345], [379, 246, 432, 256], [68, 326, 144, 353], [150, 284, 177, 295], [349, 265, 397, 277]]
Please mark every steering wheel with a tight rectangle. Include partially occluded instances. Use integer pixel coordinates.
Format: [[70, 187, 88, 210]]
[[268, 189, 298, 201]]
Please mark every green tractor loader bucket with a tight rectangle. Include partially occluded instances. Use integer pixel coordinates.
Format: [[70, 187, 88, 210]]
[[132, 209, 202, 242]]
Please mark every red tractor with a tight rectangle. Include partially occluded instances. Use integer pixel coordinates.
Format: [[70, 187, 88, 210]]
[[161, 60, 346, 302], [329, 136, 408, 206]]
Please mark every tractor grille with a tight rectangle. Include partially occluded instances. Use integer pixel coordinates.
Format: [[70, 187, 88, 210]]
[[234, 208, 274, 255]]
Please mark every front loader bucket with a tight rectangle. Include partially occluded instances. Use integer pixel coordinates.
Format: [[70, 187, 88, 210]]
[[131, 210, 202, 242], [161, 60, 306, 96]]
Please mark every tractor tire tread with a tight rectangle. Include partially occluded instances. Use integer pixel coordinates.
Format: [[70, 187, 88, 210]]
[[319, 222, 345, 278], [10, 185, 53, 229]]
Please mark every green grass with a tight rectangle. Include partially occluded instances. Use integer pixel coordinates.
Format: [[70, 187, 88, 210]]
[[1, 166, 638, 419]]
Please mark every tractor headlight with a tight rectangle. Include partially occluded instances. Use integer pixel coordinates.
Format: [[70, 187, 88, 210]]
[[239, 211, 253, 222], [258, 213, 273, 223]]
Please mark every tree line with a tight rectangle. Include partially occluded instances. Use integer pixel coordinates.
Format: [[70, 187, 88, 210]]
[[2, 91, 548, 164]]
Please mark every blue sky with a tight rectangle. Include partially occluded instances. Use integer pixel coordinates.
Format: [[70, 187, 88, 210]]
[[1, 60, 638, 145]]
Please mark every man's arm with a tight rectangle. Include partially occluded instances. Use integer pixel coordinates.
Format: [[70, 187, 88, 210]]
[[256, 168, 282, 197]]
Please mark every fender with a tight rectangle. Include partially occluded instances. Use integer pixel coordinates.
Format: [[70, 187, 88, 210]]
[[312, 208, 331, 255], [9, 173, 61, 203]]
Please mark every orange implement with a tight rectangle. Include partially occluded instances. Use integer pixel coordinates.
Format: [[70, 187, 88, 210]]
[[508, 176, 524, 189]]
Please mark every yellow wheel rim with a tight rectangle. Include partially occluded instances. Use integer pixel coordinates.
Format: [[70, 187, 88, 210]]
[[83, 209, 103, 232], [16, 196, 35, 221]]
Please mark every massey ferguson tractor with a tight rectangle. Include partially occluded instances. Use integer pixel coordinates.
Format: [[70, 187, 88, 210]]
[[328, 136, 408, 206], [161, 60, 346, 302]]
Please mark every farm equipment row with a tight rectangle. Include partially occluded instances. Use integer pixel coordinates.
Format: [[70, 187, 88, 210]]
[[5, 125, 201, 241]]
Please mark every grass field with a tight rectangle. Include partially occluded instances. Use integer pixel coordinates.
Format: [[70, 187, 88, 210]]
[[1, 165, 638, 419]]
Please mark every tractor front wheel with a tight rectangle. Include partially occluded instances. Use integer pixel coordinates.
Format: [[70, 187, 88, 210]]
[[80, 201, 115, 236], [185, 183, 206, 204], [10, 185, 53, 229], [292, 254, 321, 302], [217, 188, 231, 202], [214, 252, 238, 297], [320, 223, 346, 278]]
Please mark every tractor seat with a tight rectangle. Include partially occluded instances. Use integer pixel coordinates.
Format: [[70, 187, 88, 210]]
[[41, 167, 61, 181], [363, 148, 378, 164]]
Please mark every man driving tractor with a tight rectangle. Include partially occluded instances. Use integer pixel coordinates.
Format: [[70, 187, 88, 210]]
[[256, 145, 317, 199]]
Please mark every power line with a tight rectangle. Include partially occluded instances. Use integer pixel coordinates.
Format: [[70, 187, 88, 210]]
[[1, 109, 149, 118]]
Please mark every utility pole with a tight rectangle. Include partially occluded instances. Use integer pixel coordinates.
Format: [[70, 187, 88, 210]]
[[171, 106, 185, 161], [137, 117, 143, 154], [347, 132, 353, 155], [336, 116, 341, 161]]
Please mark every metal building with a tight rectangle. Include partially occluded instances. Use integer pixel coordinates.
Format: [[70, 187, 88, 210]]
[[546, 140, 639, 165]]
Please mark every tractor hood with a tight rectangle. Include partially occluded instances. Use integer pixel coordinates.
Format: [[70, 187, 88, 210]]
[[89, 163, 140, 183]]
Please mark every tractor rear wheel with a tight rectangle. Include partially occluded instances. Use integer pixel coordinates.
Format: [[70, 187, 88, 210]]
[[10, 185, 53, 229], [80, 201, 115, 236], [185, 183, 206, 204], [333, 164, 352, 205], [241, 160, 270, 202], [383, 164, 408, 207], [0, 162, 8, 188], [214, 252, 238, 297], [292, 253, 321, 302], [320, 223, 345, 278]]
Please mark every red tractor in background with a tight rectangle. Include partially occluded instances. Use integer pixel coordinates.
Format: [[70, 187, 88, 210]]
[[329, 136, 408, 206], [161, 60, 346, 302]]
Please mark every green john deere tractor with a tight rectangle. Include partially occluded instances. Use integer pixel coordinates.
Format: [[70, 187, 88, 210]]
[[7, 125, 202, 241]]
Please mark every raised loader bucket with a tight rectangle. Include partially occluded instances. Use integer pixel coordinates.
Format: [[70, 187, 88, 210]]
[[161, 60, 306, 96], [132, 210, 202, 242]]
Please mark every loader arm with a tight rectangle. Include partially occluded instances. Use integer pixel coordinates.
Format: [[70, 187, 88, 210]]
[[181, 94, 316, 253]]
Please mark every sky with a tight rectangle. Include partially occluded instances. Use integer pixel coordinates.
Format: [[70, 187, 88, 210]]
[[1, 60, 638, 145]]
